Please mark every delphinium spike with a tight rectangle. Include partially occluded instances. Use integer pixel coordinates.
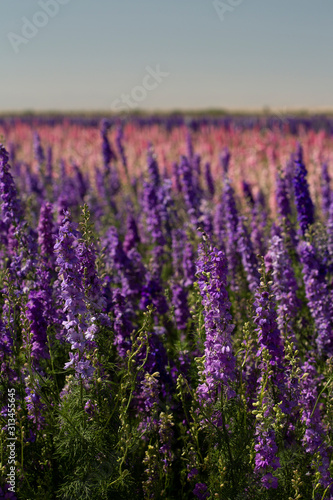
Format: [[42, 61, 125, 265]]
[[293, 144, 315, 236], [195, 240, 236, 405]]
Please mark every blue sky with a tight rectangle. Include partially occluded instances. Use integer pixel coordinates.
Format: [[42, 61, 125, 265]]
[[0, 0, 332, 111]]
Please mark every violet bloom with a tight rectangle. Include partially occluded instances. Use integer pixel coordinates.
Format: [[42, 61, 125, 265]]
[[321, 162, 331, 219], [183, 240, 196, 287], [25, 290, 49, 363], [276, 172, 291, 220], [193, 482, 209, 500], [25, 382, 46, 430], [123, 212, 140, 252], [140, 272, 168, 316], [253, 277, 284, 380], [142, 181, 165, 247], [37, 202, 55, 268], [186, 130, 194, 162], [46, 145, 53, 184], [265, 235, 300, 341], [298, 241, 333, 356], [0, 144, 23, 226], [170, 281, 189, 332], [100, 119, 116, 167], [237, 217, 260, 294], [179, 155, 201, 226], [147, 146, 160, 187], [54, 211, 95, 379], [137, 371, 160, 435], [171, 229, 186, 278], [196, 243, 236, 403], [299, 358, 333, 493], [205, 162, 215, 198], [242, 180, 255, 208], [76, 236, 106, 313], [172, 161, 182, 193], [223, 178, 240, 290], [112, 288, 133, 358], [220, 147, 230, 174], [328, 200, 333, 263], [254, 423, 280, 488], [115, 125, 128, 172], [33, 132, 45, 168], [293, 145, 314, 235], [73, 163, 87, 201]]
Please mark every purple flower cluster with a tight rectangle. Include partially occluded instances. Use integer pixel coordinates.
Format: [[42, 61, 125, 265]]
[[196, 243, 236, 403], [265, 235, 300, 340], [298, 241, 333, 356], [293, 146, 314, 235]]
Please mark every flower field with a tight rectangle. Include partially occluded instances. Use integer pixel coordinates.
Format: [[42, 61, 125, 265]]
[[0, 115, 333, 499]]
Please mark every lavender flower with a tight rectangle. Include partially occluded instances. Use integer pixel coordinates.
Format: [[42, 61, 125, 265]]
[[321, 162, 331, 219], [193, 482, 209, 500], [183, 240, 196, 287], [0, 144, 23, 226], [179, 155, 201, 226], [299, 358, 333, 493], [142, 181, 165, 247], [170, 281, 189, 332], [196, 243, 236, 403], [204, 162, 214, 197], [147, 146, 160, 187], [298, 241, 333, 356], [33, 132, 45, 167], [293, 145, 314, 235], [25, 290, 49, 363], [237, 217, 260, 293], [100, 119, 116, 167], [37, 202, 55, 268], [54, 211, 95, 379], [123, 212, 140, 252], [265, 235, 300, 341], [115, 125, 128, 171], [220, 147, 230, 174], [112, 288, 133, 358]]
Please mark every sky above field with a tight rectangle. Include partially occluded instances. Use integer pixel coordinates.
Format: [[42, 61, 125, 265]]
[[0, 0, 332, 112]]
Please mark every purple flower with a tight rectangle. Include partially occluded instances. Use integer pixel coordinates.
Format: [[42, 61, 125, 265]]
[[299, 358, 333, 492], [0, 144, 23, 226], [170, 281, 189, 331], [179, 155, 201, 226], [25, 290, 49, 363], [204, 162, 215, 197], [147, 146, 160, 187], [321, 162, 331, 219], [193, 482, 209, 500], [293, 145, 314, 235], [261, 472, 278, 489], [142, 181, 165, 247], [116, 125, 128, 172], [100, 119, 116, 167], [123, 212, 140, 252], [242, 180, 255, 207], [33, 131, 45, 167], [37, 202, 55, 267], [220, 147, 230, 174], [298, 241, 333, 355], [265, 235, 300, 341], [253, 278, 284, 376], [237, 217, 260, 294], [196, 243, 236, 403]]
